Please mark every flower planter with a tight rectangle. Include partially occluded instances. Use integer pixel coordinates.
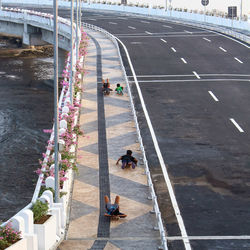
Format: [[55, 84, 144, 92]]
[[6, 238, 27, 250], [34, 215, 56, 250]]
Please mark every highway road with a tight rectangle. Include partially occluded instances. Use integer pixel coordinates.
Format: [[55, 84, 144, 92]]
[[28, 7, 250, 250], [82, 11, 250, 250]]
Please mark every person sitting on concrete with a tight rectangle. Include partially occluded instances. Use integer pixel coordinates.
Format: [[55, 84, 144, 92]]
[[116, 150, 138, 169], [115, 83, 123, 95], [102, 78, 112, 95], [104, 195, 127, 218]]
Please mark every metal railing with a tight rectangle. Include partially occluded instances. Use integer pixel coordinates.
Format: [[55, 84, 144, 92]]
[[82, 22, 168, 250]]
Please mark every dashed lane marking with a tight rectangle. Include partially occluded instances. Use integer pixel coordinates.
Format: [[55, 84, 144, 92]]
[[230, 118, 244, 133], [193, 71, 200, 79], [184, 30, 193, 34], [109, 22, 117, 25], [130, 42, 142, 45], [181, 58, 187, 64], [141, 20, 150, 24], [88, 18, 96, 21], [145, 31, 153, 35], [234, 57, 243, 64], [203, 37, 211, 42], [128, 26, 136, 30], [160, 38, 167, 43], [171, 47, 176, 52], [219, 47, 227, 52], [208, 91, 219, 102], [163, 25, 173, 28]]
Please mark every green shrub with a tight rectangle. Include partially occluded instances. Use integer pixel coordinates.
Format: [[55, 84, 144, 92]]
[[31, 200, 49, 223]]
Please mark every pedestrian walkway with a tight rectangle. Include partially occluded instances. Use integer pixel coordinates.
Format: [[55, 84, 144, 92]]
[[58, 28, 160, 250]]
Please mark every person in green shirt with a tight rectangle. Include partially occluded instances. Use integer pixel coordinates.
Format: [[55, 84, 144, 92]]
[[115, 83, 123, 95]]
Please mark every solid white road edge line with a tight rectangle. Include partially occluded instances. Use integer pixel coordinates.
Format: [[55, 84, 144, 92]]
[[166, 235, 250, 240], [129, 79, 250, 83], [219, 47, 227, 52], [115, 36, 192, 250], [208, 91, 219, 102], [193, 71, 200, 79], [181, 58, 187, 64], [230, 118, 244, 133], [161, 38, 167, 43], [234, 57, 243, 64], [171, 47, 177, 52]]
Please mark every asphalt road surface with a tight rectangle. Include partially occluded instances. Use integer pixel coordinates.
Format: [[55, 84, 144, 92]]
[[24, 6, 250, 250]]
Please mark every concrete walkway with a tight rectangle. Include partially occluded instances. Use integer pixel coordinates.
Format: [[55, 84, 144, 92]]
[[58, 28, 160, 250]]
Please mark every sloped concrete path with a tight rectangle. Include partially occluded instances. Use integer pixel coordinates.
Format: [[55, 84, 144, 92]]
[[58, 28, 160, 250]]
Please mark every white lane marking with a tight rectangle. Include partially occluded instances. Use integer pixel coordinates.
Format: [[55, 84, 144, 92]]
[[171, 47, 176, 52], [115, 36, 192, 250], [234, 57, 243, 64], [181, 58, 187, 64], [88, 18, 96, 21], [230, 118, 244, 133], [160, 38, 167, 43], [208, 91, 219, 102], [203, 37, 211, 42], [118, 17, 127, 20], [128, 26, 136, 30], [128, 74, 250, 78], [193, 71, 200, 79], [167, 235, 250, 240], [130, 42, 142, 45], [129, 79, 250, 83], [141, 20, 150, 24], [184, 30, 193, 34], [163, 25, 173, 28], [145, 31, 152, 35], [219, 47, 227, 52], [109, 22, 117, 25]]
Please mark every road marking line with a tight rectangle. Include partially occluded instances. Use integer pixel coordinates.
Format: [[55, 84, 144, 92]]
[[234, 57, 243, 64], [166, 235, 250, 240], [203, 37, 211, 42], [193, 71, 200, 79], [128, 74, 250, 78], [163, 25, 173, 28], [160, 38, 167, 43], [219, 47, 227, 52], [171, 47, 176, 52], [181, 58, 187, 64], [128, 26, 136, 30], [109, 22, 117, 25], [89, 18, 96, 21], [118, 17, 127, 20], [130, 79, 250, 83], [115, 36, 192, 250], [141, 20, 150, 23], [230, 118, 244, 133], [130, 42, 142, 45], [184, 30, 193, 34], [145, 31, 152, 35], [208, 91, 219, 102]]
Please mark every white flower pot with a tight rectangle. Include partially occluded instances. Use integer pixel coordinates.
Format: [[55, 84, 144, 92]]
[[6, 238, 27, 250], [34, 215, 56, 250]]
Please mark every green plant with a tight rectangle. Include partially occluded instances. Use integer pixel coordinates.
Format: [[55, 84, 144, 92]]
[[31, 200, 49, 223]]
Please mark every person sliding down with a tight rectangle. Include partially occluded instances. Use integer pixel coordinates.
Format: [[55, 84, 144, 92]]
[[102, 78, 112, 95], [104, 195, 127, 218], [116, 150, 138, 169], [115, 83, 123, 95]]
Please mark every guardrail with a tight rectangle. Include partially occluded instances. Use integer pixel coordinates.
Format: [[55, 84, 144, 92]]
[[82, 22, 168, 250]]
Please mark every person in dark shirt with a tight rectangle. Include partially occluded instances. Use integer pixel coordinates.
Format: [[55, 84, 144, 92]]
[[116, 150, 138, 169]]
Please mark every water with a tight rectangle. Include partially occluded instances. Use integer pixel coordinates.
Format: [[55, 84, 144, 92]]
[[0, 48, 55, 221]]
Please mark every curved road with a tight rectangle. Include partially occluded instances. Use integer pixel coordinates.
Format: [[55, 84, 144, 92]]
[[22, 6, 250, 250]]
